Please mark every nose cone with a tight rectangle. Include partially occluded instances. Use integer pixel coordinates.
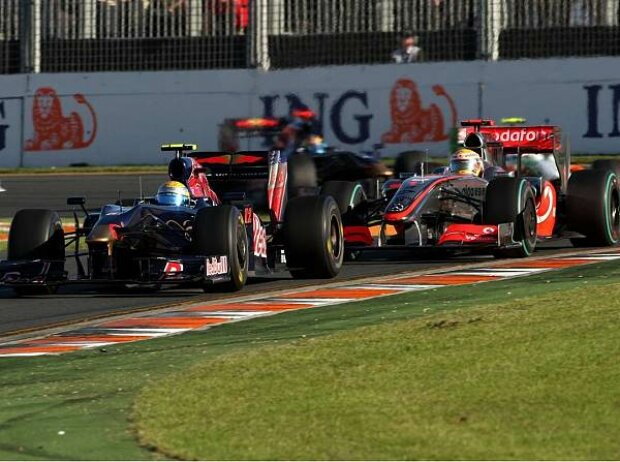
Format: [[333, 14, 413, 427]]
[[87, 223, 118, 243]]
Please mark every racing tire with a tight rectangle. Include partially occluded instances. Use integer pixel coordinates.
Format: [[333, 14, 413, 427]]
[[7, 209, 64, 296], [592, 160, 620, 179], [321, 181, 367, 214], [288, 151, 318, 197], [284, 195, 344, 279], [193, 206, 248, 292], [567, 169, 620, 247], [394, 151, 441, 178], [484, 177, 537, 258]]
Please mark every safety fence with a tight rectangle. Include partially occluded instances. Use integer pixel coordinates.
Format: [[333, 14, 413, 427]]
[[1, 0, 619, 74]]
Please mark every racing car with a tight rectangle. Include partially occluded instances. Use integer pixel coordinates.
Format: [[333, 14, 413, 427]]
[[0, 144, 344, 295], [218, 110, 393, 205], [340, 119, 620, 258]]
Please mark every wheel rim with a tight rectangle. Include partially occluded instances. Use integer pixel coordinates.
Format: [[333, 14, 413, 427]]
[[327, 214, 343, 262], [608, 187, 620, 242], [235, 218, 248, 280], [522, 198, 537, 252]]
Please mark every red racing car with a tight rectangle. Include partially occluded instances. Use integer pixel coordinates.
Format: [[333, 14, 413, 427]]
[[340, 119, 620, 258]]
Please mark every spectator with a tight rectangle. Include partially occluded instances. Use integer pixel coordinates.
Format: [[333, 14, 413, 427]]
[[205, 0, 249, 36], [391, 33, 422, 63]]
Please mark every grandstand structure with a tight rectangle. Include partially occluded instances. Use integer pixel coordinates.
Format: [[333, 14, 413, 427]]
[[1, 0, 619, 74]]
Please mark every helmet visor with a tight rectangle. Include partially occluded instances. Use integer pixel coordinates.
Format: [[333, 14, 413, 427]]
[[157, 191, 187, 206], [450, 158, 478, 175]]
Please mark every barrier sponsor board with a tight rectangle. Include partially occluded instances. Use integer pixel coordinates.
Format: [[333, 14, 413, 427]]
[[0, 57, 618, 167]]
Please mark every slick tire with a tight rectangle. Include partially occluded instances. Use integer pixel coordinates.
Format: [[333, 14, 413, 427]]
[[567, 169, 620, 247], [321, 181, 367, 215], [592, 159, 620, 179], [284, 195, 344, 279], [288, 151, 318, 197], [8, 209, 65, 261], [484, 177, 537, 258], [194, 206, 248, 292], [394, 151, 440, 178], [8, 209, 65, 296]]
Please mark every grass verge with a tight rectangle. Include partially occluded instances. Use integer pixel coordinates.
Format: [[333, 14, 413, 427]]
[[135, 275, 620, 460], [1, 261, 620, 460]]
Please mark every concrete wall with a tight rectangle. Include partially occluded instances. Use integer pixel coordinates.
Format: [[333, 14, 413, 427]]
[[0, 57, 619, 167]]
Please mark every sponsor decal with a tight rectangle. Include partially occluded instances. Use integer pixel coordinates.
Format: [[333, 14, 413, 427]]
[[382, 78, 457, 144], [459, 125, 556, 150], [206, 255, 229, 276], [461, 186, 486, 198], [25, 87, 97, 151], [584, 84, 620, 139], [163, 261, 184, 274]]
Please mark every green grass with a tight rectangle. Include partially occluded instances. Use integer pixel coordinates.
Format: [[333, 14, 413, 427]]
[[134, 280, 620, 460], [1, 261, 620, 460]]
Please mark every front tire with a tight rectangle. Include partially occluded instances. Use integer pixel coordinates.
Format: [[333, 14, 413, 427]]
[[484, 177, 537, 258], [8, 209, 65, 296], [193, 206, 248, 292], [284, 195, 344, 279], [567, 169, 620, 247]]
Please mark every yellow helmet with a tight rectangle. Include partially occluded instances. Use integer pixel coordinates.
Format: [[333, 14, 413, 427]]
[[156, 181, 190, 207], [449, 148, 484, 177]]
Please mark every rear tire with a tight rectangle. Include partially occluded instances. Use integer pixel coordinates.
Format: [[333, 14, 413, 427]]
[[484, 177, 537, 258], [592, 160, 620, 179], [394, 151, 424, 178], [394, 151, 441, 178], [8, 209, 64, 296], [567, 169, 620, 247], [284, 195, 343, 279], [193, 206, 248, 292], [321, 181, 367, 214], [288, 152, 317, 197]]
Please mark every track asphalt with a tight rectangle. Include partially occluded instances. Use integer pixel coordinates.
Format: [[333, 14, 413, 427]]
[[0, 173, 591, 339]]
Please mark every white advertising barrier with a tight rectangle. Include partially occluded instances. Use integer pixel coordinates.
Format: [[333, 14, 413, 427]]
[[0, 75, 27, 168], [0, 57, 619, 167], [0, 98, 23, 168]]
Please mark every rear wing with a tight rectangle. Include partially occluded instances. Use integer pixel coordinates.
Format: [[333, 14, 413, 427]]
[[190, 151, 271, 180], [219, 118, 286, 152], [458, 123, 560, 153]]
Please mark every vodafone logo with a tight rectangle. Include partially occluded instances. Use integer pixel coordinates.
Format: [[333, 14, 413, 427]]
[[488, 128, 549, 143], [482, 226, 496, 234]]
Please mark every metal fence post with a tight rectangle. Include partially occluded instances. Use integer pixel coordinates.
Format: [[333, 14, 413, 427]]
[[379, 0, 395, 32], [480, 0, 501, 60], [83, 0, 97, 39], [19, 0, 40, 73], [251, 0, 271, 70], [189, 0, 203, 37]]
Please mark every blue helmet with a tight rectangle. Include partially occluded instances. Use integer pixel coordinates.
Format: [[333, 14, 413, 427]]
[[156, 181, 190, 207]]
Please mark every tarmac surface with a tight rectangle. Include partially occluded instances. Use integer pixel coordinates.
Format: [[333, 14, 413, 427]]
[[0, 173, 580, 338]]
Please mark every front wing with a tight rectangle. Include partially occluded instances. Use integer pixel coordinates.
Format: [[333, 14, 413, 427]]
[[0, 254, 232, 288]]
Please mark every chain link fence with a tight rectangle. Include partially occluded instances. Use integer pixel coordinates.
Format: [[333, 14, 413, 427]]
[[1, 0, 619, 74]]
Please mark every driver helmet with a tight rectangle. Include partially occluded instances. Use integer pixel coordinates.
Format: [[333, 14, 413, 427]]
[[449, 148, 484, 177], [156, 181, 190, 207], [306, 135, 328, 155]]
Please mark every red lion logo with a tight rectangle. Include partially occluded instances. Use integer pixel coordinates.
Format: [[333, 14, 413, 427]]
[[382, 78, 457, 144], [25, 87, 97, 151]]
